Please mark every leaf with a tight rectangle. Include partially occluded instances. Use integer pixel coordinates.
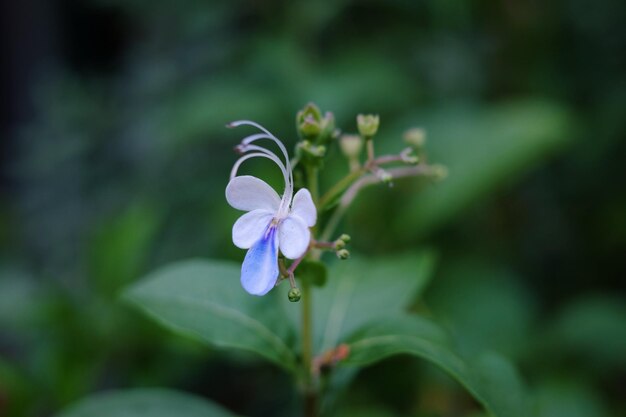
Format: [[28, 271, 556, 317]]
[[283, 250, 437, 353], [123, 259, 297, 371], [56, 388, 240, 417], [344, 316, 529, 417], [89, 201, 162, 296], [539, 295, 626, 372], [426, 259, 536, 359], [390, 100, 572, 237], [296, 259, 328, 287], [534, 380, 611, 417]]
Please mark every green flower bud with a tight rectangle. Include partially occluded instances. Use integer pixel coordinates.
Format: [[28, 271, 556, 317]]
[[336, 249, 350, 260], [403, 128, 426, 148], [297, 103, 323, 139], [319, 112, 336, 143], [339, 134, 363, 159], [300, 115, 322, 138], [357, 114, 380, 138], [334, 239, 346, 250], [339, 234, 351, 243], [288, 287, 302, 302]]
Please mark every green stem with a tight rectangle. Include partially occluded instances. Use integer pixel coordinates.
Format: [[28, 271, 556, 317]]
[[301, 278, 315, 416], [302, 163, 319, 417], [366, 138, 375, 162], [306, 165, 319, 205], [318, 168, 364, 209]]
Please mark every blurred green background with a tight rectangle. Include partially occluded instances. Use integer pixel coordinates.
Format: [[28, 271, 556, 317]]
[[1, 0, 625, 416]]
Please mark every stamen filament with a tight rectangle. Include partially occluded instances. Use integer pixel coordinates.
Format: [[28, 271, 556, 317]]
[[230, 152, 285, 181], [229, 121, 295, 218], [236, 143, 291, 194]]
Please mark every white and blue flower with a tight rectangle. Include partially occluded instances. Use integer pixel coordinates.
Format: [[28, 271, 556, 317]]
[[226, 121, 317, 296]]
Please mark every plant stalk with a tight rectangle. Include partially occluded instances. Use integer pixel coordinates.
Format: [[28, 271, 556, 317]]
[[302, 163, 319, 417], [301, 278, 316, 417]]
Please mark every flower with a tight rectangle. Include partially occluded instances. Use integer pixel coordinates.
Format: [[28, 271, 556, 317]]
[[356, 114, 380, 138], [225, 120, 317, 296]]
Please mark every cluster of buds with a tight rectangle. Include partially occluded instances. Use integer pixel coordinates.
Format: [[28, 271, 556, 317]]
[[313, 234, 351, 260], [333, 234, 351, 260], [295, 103, 338, 166]]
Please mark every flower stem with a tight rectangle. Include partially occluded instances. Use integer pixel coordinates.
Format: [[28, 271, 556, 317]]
[[306, 165, 319, 205], [318, 168, 364, 209], [302, 163, 319, 417], [301, 278, 316, 416], [366, 138, 375, 162]]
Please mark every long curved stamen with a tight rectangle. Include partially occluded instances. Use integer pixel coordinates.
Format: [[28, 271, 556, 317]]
[[240, 133, 293, 189], [229, 122, 293, 176], [228, 121, 294, 217], [232, 144, 291, 194], [230, 152, 286, 182]]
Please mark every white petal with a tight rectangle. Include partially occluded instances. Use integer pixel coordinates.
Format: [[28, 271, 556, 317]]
[[226, 175, 281, 212], [290, 188, 317, 227], [241, 226, 279, 296], [232, 209, 274, 249], [278, 215, 311, 259]]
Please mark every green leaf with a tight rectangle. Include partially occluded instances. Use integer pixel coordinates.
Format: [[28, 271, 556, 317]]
[[392, 100, 572, 237], [56, 388, 240, 417], [123, 259, 297, 371], [296, 259, 328, 287], [426, 259, 536, 359], [534, 380, 611, 417], [344, 316, 529, 417], [539, 295, 626, 372], [283, 251, 436, 353], [89, 201, 162, 296]]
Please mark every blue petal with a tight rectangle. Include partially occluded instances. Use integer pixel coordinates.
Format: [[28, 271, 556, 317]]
[[241, 225, 279, 296]]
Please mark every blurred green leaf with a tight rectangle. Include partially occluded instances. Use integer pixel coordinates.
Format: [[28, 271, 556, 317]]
[[89, 201, 162, 295], [344, 316, 529, 417], [539, 295, 626, 372], [296, 259, 328, 287], [426, 259, 536, 359], [123, 259, 297, 371], [56, 388, 240, 417], [534, 380, 611, 417], [392, 99, 572, 237], [284, 251, 437, 353]]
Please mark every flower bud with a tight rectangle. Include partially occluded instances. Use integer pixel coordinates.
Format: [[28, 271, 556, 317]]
[[339, 134, 363, 159], [334, 239, 346, 250], [357, 114, 380, 138], [296, 103, 323, 139], [288, 287, 302, 302], [339, 234, 351, 243], [300, 115, 322, 138], [336, 249, 350, 260], [403, 128, 426, 148], [319, 112, 336, 144]]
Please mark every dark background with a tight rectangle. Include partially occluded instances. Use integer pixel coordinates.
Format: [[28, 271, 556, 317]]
[[1, 1, 625, 416]]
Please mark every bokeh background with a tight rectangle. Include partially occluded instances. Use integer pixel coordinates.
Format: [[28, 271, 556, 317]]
[[1, 1, 625, 416]]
